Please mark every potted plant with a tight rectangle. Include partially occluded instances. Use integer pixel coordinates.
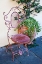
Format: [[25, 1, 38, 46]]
[[13, 0, 42, 44], [17, 17, 41, 43]]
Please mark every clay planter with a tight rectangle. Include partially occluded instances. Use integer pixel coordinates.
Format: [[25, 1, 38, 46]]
[[18, 26, 37, 44], [18, 26, 28, 34], [30, 28, 37, 43]]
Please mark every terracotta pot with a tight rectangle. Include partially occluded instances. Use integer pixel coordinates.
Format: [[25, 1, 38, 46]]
[[18, 26, 28, 34], [30, 28, 37, 43]]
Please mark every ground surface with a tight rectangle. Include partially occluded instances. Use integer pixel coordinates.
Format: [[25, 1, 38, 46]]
[[0, 36, 42, 64]]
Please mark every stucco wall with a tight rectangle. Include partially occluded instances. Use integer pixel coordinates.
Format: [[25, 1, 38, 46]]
[[0, 0, 42, 47], [0, 0, 19, 47]]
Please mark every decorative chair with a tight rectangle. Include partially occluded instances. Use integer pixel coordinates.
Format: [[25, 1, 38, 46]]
[[3, 7, 31, 61]]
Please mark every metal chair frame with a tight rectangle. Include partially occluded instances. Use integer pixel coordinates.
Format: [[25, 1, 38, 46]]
[[3, 7, 29, 61]]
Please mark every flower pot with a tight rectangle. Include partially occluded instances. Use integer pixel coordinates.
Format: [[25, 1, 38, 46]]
[[30, 28, 37, 43], [18, 26, 28, 34]]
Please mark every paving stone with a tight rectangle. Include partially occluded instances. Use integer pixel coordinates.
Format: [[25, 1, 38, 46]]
[[0, 36, 42, 64], [29, 36, 42, 60], [16, 51, 42, 64]]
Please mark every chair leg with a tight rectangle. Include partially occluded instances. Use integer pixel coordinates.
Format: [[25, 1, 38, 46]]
[[18, 44, 20, 48], [5, 43, 11, 52], [12, 52, 14, 61], [5, 44, 15, 61], [24, 44, 27, 47], [24, 44, 29, 56], [5, 45, 8, 52], [25, 47, 29, 56]]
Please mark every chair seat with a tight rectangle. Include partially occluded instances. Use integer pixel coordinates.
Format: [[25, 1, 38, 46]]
[[11, 34, 30, 44]]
